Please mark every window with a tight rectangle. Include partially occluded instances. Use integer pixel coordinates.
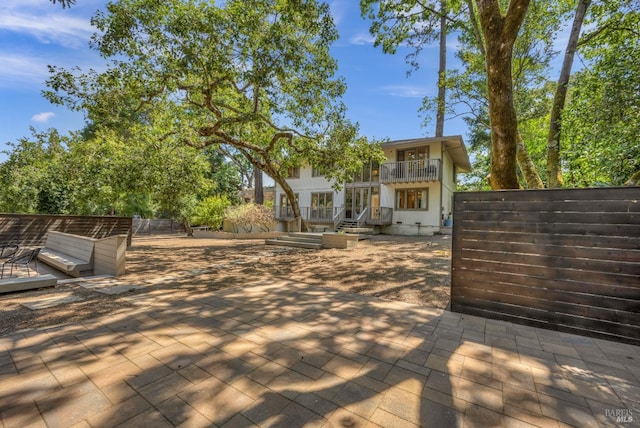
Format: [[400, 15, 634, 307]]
[[397, 146, 429, 162], [311, 192, 333, 208], [287, 166, 300, 179], [371, 161, 380, 182], [313, 162, 335, 177], [311, 192, 333, 219], [278, 193, 299, 217], [395, 188, 428, 210], [351, 161, 379, 183], [312, 164, 332, 177]]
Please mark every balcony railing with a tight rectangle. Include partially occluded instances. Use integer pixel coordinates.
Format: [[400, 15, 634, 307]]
[[367, 207, 393, 225], [275, 206, 393, 226], [380, 159, 441, 183], [274, 206, 341, 222]]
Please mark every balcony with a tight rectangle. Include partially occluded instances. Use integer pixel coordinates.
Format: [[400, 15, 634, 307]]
[[380, 159, 440, 183]]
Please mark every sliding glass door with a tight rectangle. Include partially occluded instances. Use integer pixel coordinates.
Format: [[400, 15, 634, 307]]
[[345, 187, 378, 220]]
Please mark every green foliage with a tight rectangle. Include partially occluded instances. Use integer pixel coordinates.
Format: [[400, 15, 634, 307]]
[[191, 195, 232, 229], [0, 128, 71, 213], [360, 0, 465, 69], [45, 0, 383, 223], [50, 0, 75, 8], [0, 124, 213, 218], [562, 1, 640, 186], [224, 203, 275, 233], [203, 147, 245, 204], [423, 1, 640, 189]]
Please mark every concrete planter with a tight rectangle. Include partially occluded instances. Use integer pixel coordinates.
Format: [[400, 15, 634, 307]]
[[322, 233, 359, 249]]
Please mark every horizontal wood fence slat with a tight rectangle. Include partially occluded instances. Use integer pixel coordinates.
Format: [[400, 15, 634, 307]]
[[451, 187, 640, 346], [456, 230, 640, 250], [457, 237, 640, 262], [457, 220, 639, 236], [0, 214, 133, 247], [131, 218, 184, 235]]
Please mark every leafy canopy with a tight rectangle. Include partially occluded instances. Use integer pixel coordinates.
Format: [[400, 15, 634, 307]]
[[45, 0, 382, 197]]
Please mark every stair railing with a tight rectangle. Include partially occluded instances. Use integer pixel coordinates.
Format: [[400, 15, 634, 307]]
[[333, 206, 345, 230], [355, 207, 369, 227]]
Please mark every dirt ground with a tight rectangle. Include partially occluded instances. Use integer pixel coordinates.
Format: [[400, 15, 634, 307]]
[[0, 233, 452, 336]]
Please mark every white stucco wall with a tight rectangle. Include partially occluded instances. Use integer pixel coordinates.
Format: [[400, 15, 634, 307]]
[[273, 138, 466, 234], [441, 148, 456, 219], [273, 165, 344, 209], [381, 141, 448, 228]]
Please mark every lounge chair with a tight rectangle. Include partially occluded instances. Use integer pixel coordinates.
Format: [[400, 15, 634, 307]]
[[1, 248, 41, 279], [0, 244, 19, 260]]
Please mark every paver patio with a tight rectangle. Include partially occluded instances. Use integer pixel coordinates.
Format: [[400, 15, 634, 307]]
[[1, 278, 638, 427]]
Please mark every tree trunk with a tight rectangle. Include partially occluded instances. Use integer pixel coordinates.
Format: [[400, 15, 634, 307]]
[[275, 176, 306, 232], [254, 167, 264, 204], [546, 0, 590, 188], [624, 170, 640, 186], [182, 216, 193, 237], [435, 0, 447, 137], [516, 132, 544, 188], [477, 0, 530, 189], [236, 147, 308, 232]]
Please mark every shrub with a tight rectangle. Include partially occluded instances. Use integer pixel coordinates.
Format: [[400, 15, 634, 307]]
[[192, 195, 231, 229], [224, 203, 275, 233]]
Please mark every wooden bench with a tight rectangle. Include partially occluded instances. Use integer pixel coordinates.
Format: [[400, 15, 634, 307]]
[[38, 231, 96, 277], [0, 274, 57, 294], [93, 234, 127, 277], [38, 231, 128, 277]]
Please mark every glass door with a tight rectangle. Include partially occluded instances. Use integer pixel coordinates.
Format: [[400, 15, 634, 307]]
[[345, 187, 373, 220], [345, 188, 354, 219], [371, 187, 380, 219]]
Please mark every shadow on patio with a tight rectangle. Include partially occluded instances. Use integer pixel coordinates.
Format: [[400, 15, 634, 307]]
[[1, 278, 638, 427]]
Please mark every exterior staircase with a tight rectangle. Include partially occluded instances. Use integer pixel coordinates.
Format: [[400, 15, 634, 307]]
[[265, 232, 323, 250], [334, 220, 358, 233], [335, 220, 374, 235]]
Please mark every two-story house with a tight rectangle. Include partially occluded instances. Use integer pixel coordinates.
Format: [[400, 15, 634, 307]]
[[273, 136, 471, 235]]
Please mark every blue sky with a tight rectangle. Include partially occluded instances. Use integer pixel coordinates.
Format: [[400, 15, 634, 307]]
[[0, 0, 464, 159]]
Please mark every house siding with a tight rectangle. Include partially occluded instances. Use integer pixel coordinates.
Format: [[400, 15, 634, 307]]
[[441, 144, 457, 218], [278, 167, 341, 209], [274, 136, 470, 235]]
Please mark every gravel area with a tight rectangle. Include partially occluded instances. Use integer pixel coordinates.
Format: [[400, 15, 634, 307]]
[[0, 233, 452, 336]]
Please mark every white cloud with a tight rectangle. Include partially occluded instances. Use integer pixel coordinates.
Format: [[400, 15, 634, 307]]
[[32, 112, 55, 123], [329, 0, 349, 26], [350, 32, 375, 45], [0, 53, 48, 85], [0, 13, 94, 48], [379, 85, 432, 98], [0, 0, 96, 48]]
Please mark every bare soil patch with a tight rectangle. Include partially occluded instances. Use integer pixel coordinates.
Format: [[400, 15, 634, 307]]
[[0, 234, 451, 336]]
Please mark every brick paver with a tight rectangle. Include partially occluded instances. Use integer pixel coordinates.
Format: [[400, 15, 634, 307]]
[[1, 279, 639, 427]]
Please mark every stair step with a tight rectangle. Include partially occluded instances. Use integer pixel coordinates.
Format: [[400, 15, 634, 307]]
[[276, 236, 323, 244], [265, 239, 322, 250], [289, 232, 324, 240]]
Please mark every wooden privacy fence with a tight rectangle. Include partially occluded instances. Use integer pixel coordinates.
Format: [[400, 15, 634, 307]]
[[131, 218, 184, 235], [451, 187, 640, 345], [0, 214, 133, 247]]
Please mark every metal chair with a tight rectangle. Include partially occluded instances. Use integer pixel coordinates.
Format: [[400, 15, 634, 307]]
[[1, 248, 40, 279], [0, 244, 19, 260]]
